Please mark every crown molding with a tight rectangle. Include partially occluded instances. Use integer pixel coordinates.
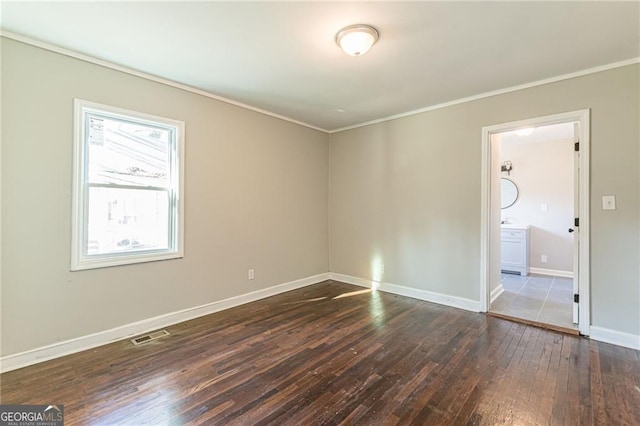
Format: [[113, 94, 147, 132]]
[[3, 30, 638, 135], [329, 57, 640, 133]]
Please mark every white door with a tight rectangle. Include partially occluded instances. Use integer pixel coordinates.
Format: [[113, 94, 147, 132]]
[[572, 123, 580, 325]]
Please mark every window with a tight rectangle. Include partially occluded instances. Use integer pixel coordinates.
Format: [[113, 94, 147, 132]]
[[72, 99, 184, 270]]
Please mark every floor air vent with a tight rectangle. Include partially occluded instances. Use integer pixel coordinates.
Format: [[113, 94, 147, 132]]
[[131, 329, 170, 346]]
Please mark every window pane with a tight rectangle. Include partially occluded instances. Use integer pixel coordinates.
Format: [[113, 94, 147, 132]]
[[87, 187, 169, 255], [87, 114, 171, 187]]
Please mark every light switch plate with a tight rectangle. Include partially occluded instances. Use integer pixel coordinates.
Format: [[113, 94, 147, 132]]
[[541, 203, 548, 212], [602, 195, 616, 210]]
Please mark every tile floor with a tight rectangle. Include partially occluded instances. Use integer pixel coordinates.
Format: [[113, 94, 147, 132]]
[[491, 273, 576, 330]]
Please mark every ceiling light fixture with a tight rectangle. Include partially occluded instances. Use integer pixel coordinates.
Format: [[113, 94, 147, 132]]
[[336, 24, 379, 57], [515, 127, 536, 137]]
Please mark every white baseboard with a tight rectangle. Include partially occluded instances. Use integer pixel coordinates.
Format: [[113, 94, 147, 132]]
[[5, 271, 634, 373], [0, 273, 330, 373], [589, 326, 640, 350], [529, 267, 574, 278], [490, 284, 504, 303], [329, 273, 481, 312]]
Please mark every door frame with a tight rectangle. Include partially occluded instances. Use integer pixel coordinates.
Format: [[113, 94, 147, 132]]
[[480, 109, 590, 335]]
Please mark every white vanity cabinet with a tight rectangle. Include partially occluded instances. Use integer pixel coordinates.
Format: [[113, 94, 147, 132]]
[[501, 225, 530, 275]]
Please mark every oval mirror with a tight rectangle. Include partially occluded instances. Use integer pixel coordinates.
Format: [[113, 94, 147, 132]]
[[501, 178, 518, 209]]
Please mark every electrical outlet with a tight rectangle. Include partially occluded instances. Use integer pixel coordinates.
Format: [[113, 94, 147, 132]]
[[541, 255, 547, 263], [248, 269, 255, 280], [380, 264, 385, 274], [541, 203, 548, 212], [602, 195, 616, 210]]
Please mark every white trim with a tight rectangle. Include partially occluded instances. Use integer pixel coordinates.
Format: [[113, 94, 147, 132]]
[[0, 273, 330, 373], [0, 52, 3, 362], [480, 110, 591, 336], [490, 284, 504, 304], [329, 273, 481, 312], [0, 31, 328, 133], [480, 127, 491, 315], [590, 326, 640, 350], [330, 58, 639, 133], [529, 267, 574, 278], [576, 110, 591, 336], [330, 273, 378, 289]]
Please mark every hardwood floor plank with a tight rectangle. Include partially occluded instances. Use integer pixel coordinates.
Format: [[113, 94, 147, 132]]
[[1, 280, 638, 425], [588, 343, 607, 425]]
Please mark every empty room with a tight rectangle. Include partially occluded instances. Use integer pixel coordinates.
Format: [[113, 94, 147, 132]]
[[1, 2, 639, 425]]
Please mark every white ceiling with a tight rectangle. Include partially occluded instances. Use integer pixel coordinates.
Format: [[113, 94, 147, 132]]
[[2, 2, 639, 132], [500, 122, 575, 146]]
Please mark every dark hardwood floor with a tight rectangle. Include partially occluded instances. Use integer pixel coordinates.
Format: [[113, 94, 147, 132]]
[[1, 280, 639, 425]]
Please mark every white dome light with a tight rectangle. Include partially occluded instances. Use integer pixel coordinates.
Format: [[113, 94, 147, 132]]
[[515, 127, 536, 137], [336, 24, 379, 57]]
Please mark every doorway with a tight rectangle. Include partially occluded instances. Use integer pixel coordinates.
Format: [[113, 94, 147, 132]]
[[480, 110, 590, 336]]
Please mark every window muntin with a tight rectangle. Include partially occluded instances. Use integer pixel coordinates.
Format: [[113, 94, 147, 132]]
[[72, 100, 184, 270]]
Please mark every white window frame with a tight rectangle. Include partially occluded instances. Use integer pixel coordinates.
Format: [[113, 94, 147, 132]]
[[71, 99, 185, 270]]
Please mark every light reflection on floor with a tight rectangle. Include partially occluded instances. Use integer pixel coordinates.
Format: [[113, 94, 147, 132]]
[[332, 289, 372, 299], [369, 290, 385, 328], [281, 286, 385, 327], [94, 376, 177, 425], [282, 296, 329, 305]]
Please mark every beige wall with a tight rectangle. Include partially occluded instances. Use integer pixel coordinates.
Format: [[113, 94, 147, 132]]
[[501, 139, 574, 272], [330, 64, 640, 335], [1, 38, 330, 356], [2, 37, 639, 358]]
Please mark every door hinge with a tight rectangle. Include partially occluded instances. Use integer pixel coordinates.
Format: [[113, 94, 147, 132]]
[[574, 294, 579, 303], [575, 142, 579, 151], [574, 218, 579, 227]]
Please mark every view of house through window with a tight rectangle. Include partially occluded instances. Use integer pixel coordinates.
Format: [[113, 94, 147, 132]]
[[72, 100, 184, 270]]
